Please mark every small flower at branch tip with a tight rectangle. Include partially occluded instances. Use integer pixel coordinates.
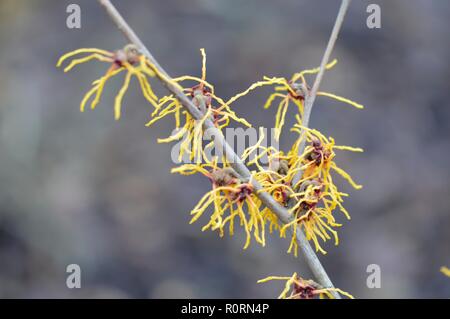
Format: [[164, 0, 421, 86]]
[[57, 44, 159, 120], [226, 58, 363, 140], [257, 272, 354, 299]]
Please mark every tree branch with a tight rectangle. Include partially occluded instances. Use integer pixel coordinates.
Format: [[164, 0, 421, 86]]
[[291, 0, 352, 187], [97, 0, 348, 298]]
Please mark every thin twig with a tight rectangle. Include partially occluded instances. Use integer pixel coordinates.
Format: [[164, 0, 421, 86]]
[[97, 0, 344, 298], [288, 0, 352, 297], [291, 0, 352, 187]]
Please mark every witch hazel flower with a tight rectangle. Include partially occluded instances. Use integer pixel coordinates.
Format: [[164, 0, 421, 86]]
[[57, 44, 159, 120], [258, 272, 354, 299]]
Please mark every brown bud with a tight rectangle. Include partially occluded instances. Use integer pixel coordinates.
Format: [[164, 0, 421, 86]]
[[290, 82, 309, 99], [269, 158, 289, 175], [210, 167, 238, 186]]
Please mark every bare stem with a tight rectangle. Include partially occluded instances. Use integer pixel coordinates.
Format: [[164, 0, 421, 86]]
[[291, 0, 352, 187], [97, 0, 348, 298]]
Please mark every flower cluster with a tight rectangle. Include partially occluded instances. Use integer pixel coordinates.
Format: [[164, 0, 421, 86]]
[[58, 44, 362, 299], [221, 60, 364, 255], [258, 273, 354, 299], [58, 45, 260, 246], [241, 122, 362, 255], [278, 123, 363, 255]]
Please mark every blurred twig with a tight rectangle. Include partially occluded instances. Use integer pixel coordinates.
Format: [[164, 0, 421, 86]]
[[97, 0, 350, 298]]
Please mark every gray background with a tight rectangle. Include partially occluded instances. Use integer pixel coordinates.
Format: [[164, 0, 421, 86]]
[[0, 0, 449, 298]]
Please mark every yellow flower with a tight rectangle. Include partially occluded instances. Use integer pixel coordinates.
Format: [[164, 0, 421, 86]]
[[243, 124, 362, 255], [226, 59, 363, 140], [242, 130, 306, 241], [242, 128, 299, 206], [282, 178, 347, 255], [441, 266, 450, 277], [258, 272, 354, 299], [273, 123, 363, 255], [171, 158, 265, 249], [148, 95, 212, 163], [291, 122, 363, 191], [146, 49, 250, 162], [173, 49, 251, 129], [257, 176, 344, 256], [57, 44, 158, 120]]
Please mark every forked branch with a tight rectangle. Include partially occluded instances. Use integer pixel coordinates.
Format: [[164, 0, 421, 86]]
[[97, 0, 351, 299]]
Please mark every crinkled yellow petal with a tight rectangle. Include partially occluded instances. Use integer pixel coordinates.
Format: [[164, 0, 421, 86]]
[[317, 91, 364, 109], [114, 71, 132, 120], [57, 48, 113, 67]]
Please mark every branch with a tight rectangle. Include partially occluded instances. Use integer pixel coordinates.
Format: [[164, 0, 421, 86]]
[[291, 0, 352, 187], [97, 0, 345, 298]]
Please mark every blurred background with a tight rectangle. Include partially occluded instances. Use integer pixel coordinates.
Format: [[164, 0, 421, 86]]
[[0, 0, 449, 298]]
